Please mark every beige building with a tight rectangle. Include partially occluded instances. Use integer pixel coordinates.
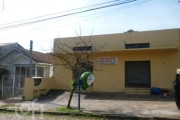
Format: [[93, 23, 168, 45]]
[[53, 28, 180, 94]]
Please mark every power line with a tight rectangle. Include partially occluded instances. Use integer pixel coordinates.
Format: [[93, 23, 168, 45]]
[[0, 0, 43, 10], [0, 0, 151, 40], [0, 0, 127, 26], [2, 0, 40, 6], [28, 0, 151, 33], [0, 0, 45, 10], [27, 0, 152, 34], [0, 0, 137, 31]]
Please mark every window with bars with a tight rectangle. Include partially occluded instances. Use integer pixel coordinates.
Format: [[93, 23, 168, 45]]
[[73, 46, 92, 51], [125, 43, 150, 49]]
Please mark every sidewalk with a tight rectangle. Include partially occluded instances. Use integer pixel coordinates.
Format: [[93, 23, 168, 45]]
[[1, 90, 180, 118]]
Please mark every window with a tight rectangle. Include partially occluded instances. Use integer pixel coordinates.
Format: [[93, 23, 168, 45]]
[[37, 67, 44, 77], [26, 67, 35, 77], [125, 43, 150, 49], [34, 78, 42, 86], [73, 46, 92, 51]]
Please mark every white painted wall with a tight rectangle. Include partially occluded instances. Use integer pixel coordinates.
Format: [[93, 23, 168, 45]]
[[50, 66, 53, 78]]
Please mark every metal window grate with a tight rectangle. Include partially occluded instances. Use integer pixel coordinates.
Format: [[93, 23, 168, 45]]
[[73, 46, 92, 51], [125, 43, 150, 49]]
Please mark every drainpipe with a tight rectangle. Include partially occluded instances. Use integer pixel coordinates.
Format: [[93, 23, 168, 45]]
[[30, 40, 33, 78]]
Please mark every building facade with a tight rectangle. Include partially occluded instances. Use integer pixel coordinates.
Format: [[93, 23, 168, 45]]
[[53, 28, 180, 93]]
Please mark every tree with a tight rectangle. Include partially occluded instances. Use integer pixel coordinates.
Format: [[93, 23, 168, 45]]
[[0, 66, 10, 80], [124, 29, 136, 33], [51, 31, 106, 108], [0, 66, 10, 98]]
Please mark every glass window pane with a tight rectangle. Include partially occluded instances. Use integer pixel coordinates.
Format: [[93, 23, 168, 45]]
[[37, 67, 44, 77]]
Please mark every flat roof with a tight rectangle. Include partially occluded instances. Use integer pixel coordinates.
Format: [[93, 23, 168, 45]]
[[98, 47, 179, 53]]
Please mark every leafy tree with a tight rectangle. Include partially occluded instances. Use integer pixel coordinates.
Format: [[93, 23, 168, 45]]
[[51, 31, 106, 108], [0, 66, 10, 97], [0, 66, 10, 79], [124, 29, 136, 33]]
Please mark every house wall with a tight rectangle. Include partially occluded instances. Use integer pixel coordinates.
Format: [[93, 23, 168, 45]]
[[53, 65, 72, 90], [53, 29, 180, 92], [93, 50, 179, 92], [0, 49, 20, 64], [53, 49, 179, 92], [49, 66, 53, 78], [24, 78, 58, 100], [54, 28, 180, 52], [0, 48, 53, 78], [6, 54, 36, 64]]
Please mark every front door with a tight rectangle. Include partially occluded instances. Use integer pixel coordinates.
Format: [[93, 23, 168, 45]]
[[125, 61, 151, 88]]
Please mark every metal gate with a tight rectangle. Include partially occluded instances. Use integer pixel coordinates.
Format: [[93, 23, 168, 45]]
[[125, 61, 151, 88], [1, 75, 24, 99]]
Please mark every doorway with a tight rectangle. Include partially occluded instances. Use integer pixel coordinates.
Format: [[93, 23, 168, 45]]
[[125, 61, 151, 88]]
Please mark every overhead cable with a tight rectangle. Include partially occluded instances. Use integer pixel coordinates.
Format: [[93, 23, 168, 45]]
[[0, 0, 128, 26], [0, 0, 137, 31]]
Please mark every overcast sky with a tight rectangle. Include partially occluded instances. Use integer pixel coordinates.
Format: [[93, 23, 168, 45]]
[[0, 0, 179, 52]]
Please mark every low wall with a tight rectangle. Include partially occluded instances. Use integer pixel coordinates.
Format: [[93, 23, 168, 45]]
[[24, 78, 57, 100]]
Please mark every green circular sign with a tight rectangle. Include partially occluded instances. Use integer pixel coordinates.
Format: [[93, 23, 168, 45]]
[[80, 72, 95, 90]]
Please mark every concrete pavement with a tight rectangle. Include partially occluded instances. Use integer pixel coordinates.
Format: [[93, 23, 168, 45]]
[[1, 90, 180, 118]]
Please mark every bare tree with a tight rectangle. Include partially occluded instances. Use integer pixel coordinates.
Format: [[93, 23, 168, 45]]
[[51, 31, 106, 108]]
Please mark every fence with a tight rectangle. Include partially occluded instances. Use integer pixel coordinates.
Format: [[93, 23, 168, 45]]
[[1, 75, 24, 99]]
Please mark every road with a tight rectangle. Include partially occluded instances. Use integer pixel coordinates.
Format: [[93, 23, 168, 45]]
[[1, 90, 180, 119]]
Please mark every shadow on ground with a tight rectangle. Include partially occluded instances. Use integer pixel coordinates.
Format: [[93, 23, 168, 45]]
[[37, 90, 65, 103], [35, 90, 174, 103], [81, 92, 174, 101]]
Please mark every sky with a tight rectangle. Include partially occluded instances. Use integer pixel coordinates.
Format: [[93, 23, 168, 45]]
[[0, 0, 180, 53]]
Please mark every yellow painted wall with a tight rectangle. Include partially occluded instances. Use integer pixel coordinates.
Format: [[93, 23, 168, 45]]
[[54, 28, 180, 52], [92, 49, 180, 92], [24, 78, 58, 100], [53, 29, 180, 92], [53, 65, 72, 90]]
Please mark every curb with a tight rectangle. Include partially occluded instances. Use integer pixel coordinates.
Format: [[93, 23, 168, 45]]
[[0, 108, 180, 120]]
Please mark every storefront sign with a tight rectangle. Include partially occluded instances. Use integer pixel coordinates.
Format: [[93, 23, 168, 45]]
[[98, 57, 118, 65]]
